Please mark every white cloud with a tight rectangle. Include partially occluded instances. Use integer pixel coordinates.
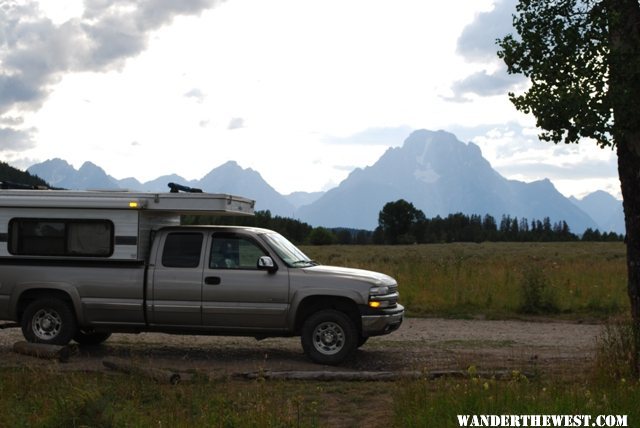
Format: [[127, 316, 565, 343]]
[[227, 117, 244, 130], [0, 0, 621, 198], [0, 127, 37, 151]]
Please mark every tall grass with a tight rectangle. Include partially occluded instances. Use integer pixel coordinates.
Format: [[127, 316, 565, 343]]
[[394, 375, 639, 428], [303, 242, 628, 318], [0, 368, 325, 427], [0, 368, 398, 427], [595, 318, 637, 381], [2, 368, 637, 427]]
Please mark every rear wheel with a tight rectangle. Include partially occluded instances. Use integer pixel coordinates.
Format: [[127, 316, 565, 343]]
[[21, 298, 77, 346], [74, 330, 112, 346], [301, 309, 358, 365]]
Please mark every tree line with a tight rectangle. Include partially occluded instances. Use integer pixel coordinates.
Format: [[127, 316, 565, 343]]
[[183, 199, 623, 245], [374, 199, 622, 245], [0, 161, 50, 189]]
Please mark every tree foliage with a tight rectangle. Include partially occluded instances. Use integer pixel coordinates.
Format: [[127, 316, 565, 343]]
[[377, 199, 426, 244], [0, 161, 51, 188], [308, 227, 336, 245], [183, 205, 620, 245], [498, 0, 614, 146], [184, 210, 313, 244], [375, 200, 605, 245]]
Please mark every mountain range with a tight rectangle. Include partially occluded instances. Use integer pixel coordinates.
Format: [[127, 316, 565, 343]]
[[25, 129, 624, 234]]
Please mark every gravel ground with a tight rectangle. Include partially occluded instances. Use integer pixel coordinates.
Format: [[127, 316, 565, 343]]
[[0, 317, 603, 377]]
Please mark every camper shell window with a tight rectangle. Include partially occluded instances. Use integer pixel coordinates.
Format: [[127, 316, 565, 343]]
[[8, 219, 114, 257]]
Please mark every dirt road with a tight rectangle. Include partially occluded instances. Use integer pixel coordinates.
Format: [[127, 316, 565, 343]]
[[0, 318, 603, 376]]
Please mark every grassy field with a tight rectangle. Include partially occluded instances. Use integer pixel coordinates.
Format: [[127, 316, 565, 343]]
[[1, 242, 635, 427], [395, 374, 640, 427], [0, 368, 389, 427], [1, 368, 638, 427], [302, 242, 629, 319]]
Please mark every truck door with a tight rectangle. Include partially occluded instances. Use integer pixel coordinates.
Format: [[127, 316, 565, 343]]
[[149, 231, 205, 326], [202, 232, 289, 329]]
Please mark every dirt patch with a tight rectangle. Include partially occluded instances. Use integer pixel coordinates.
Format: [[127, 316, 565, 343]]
[[0, 318, 603, 377]]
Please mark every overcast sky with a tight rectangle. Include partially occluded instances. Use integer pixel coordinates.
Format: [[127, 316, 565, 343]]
[[0, 0, 620, 197]]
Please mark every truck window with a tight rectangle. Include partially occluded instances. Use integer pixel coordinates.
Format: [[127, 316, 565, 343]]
[[161, 232, 203, 268], [8, 219, 113, 257], [210, 235, 267, 269]]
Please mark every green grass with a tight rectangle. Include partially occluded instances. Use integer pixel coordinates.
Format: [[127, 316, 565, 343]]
[[0, 368, 319, 427], [0, 368, 396, 427], [394, 375, 639, 428], [302, 242, 628, 319], [1, 368, 638, 427]]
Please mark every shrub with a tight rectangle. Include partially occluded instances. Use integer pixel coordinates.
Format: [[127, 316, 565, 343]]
[[308, 227, 336, 245], [518, 267, 559, 314], [595, 319, 636, 380]]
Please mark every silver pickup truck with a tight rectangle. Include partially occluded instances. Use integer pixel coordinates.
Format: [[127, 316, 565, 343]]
[[0, 188, 403, 364]]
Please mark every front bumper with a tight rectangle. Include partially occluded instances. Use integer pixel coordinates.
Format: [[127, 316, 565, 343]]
[[360, 304, 404, 337]]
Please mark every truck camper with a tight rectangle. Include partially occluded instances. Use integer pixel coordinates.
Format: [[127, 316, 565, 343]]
[[0, 184, 403, 364]]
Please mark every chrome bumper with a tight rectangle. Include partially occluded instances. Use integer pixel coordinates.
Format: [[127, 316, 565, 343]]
[[361, 304, 404, 337]]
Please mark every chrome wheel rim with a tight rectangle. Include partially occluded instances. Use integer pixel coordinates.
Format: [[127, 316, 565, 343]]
[[312, 321, 345, 355], [32, 309, 62, 340]]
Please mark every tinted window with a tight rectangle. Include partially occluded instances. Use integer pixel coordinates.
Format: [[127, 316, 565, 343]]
[[9, 219, 113, 257], [162, 233, 203, 268], [210, 235, 267, 269]]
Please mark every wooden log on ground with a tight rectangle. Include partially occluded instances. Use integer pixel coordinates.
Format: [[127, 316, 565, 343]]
[[236, 370, 420, 381], [102, 360, 181, 385], [12, 341, 71, 362], [235, 369, 533, 382], [0, 322, 19, 329]]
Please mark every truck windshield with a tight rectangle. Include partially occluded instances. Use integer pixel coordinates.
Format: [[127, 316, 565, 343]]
[[263, 232, 317, 268]]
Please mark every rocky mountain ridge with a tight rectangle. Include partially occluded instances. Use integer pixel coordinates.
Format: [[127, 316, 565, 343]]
[[25, 130, 623, 233]]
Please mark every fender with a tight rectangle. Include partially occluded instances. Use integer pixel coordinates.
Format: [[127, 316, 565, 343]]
[[10, 282, 84, 324], [286, 287, 365, 328]]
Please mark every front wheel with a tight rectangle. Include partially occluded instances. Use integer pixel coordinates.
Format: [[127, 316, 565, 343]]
[[301, 309, 358, 365], [21, 298, 77, 346]]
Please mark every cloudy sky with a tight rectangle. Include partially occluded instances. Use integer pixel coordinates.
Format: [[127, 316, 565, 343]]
[[0, 0, 620, 197]]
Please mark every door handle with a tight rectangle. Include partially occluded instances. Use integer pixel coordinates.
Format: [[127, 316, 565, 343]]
[[205, 276, 221, 285]]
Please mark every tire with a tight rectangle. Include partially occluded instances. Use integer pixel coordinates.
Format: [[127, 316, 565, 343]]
[[301, 309, 358, 365], [74, 330, 112, 346], [21, 298, 77, 346]]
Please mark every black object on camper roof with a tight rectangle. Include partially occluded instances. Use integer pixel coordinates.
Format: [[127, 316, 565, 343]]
[[167, 182, 203, 193]]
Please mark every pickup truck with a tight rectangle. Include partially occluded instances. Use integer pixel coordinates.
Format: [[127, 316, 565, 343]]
[[0, 188, 403, 364]]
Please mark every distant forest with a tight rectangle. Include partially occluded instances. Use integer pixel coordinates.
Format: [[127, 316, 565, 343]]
[[1, 163, 623, 245], [0, 161, 50, 189], [185, 209, 624, 245]]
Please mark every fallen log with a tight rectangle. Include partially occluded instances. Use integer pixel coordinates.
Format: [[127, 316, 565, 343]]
[[102, 360, 181, 385], [235, 369, 533, 382], [12, 341, 71, 362], [0, 322, 19, 329], [237, 370, 420, 381]]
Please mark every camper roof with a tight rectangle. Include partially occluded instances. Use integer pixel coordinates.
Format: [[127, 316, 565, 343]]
[[0, 189, 255, 216]]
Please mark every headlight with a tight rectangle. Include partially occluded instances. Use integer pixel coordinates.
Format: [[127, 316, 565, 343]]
[[369, 286, 389, 296]]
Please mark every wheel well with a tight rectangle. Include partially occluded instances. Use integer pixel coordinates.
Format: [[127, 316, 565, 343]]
[[17, 289, 75, 323], [294, 296, 361, 334]]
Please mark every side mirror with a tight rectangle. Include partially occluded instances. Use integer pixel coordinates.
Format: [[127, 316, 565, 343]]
[[257, 256, 278, 273]]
